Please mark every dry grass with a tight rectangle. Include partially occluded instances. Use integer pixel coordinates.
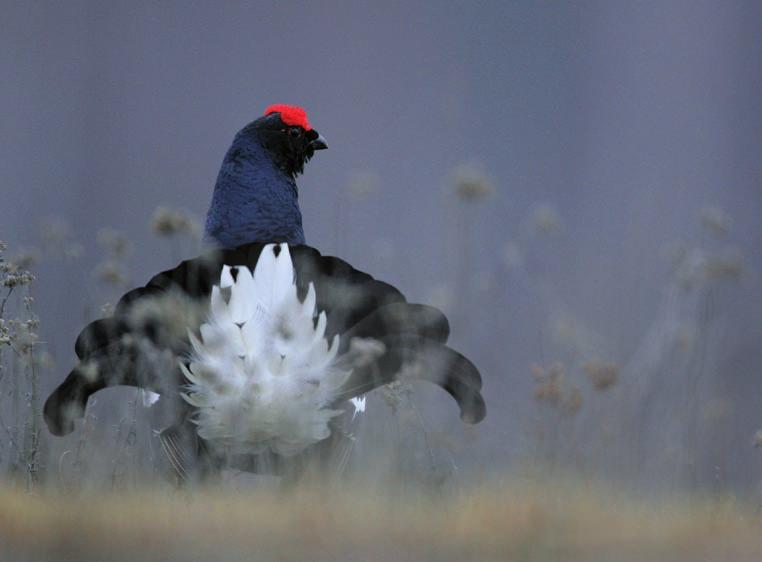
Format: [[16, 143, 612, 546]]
[[1, 479, 760, 562]]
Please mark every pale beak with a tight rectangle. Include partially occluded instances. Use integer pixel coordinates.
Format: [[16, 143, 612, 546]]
[[310, 132, 328, 150]]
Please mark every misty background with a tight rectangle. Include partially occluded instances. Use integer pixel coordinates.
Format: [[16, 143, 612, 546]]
[[1, 1, 761, 495]]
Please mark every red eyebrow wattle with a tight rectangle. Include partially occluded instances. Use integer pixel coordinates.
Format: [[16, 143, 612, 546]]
[[264, 104, 312, 131]]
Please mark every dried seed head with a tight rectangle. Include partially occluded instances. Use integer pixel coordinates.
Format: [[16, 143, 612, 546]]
[[452, 163, 496, 201], [126, 290, 207, 345], [672, 246, 745, 288], [0, 319, 10, 345], [14, 321, 38, 353], [2, 270, 35, 288], [63, 242, 84, 261], [529, 204, 561, 235], [700, 206, 732, 238], [530, 363, 545, 380], [381, 380, 408, 415], [35, 350, 55, 371], [532, 362, 582, 414], [11, 249, 40, 270], [703, 249, 744, 282], [532, 363, 565, 405], [97, 228, 133, 259], [151, 207, 202, 238], [563, 387, 582, 415], [39, 218, 83, 261], [40, 218, 73, 244], [96, 261, 129, 286], [583, 360, 619, 391]]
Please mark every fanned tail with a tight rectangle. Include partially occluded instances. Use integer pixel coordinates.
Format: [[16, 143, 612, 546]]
[[183, 244, 351, 457]]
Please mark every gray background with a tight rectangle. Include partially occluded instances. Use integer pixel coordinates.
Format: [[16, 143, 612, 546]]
[[1, 1, 760, 493]]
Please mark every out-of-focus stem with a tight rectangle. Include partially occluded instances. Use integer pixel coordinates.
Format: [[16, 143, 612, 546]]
[[26, 352, 40, 490]]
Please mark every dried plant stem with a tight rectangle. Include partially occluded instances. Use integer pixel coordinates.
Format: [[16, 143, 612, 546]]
[[455, 203, 470, 331], [0, 416, 21, 455], [24, 353, 40, 490], [685, 288, 714, 490], [111, 390, 140, 490], [0, 286, 13, 318], [404, 391, 438, 478], [9, 350, 20, 477], [72, 400, 97, 487]]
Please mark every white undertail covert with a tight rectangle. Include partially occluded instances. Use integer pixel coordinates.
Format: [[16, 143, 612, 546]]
[[181, 243, 352, 457]]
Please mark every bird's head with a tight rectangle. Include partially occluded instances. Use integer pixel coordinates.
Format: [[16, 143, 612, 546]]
[[242, 104, 327, 178]]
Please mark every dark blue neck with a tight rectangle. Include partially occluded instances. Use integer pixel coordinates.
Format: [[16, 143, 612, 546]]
[[204, 130, 305, 249]]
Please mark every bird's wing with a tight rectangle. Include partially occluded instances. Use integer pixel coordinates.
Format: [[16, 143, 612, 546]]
[[336, 334, 485, 424], [44, 242, 485, 436]]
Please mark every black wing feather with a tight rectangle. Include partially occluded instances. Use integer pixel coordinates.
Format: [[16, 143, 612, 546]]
[[44, 242, 486, 436]]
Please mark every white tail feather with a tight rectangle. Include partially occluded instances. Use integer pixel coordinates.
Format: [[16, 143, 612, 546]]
[[182, 244, 352, 457]]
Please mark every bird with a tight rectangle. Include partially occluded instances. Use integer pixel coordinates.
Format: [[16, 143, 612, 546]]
[[43, 104, 486, 481]]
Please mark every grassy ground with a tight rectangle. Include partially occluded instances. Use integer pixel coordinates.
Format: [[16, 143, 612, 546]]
[[1, 479, 760, 562]]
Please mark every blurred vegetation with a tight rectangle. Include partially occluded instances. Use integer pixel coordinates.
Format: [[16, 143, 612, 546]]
[[1, 480, 761, 562]]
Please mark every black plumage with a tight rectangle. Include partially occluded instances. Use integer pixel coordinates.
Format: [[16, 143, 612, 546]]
[[44, 243, 486, 444]]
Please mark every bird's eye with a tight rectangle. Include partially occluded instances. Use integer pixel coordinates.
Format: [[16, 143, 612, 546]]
[[289, 127, 302, 138]]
